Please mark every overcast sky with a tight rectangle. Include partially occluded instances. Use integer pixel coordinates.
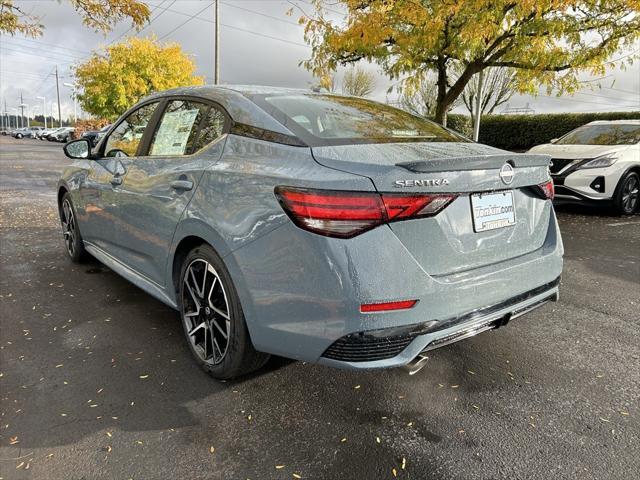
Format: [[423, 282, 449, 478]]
[[1, 0, 639, 122]]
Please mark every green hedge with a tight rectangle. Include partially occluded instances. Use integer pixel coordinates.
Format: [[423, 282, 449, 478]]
[[478, 111, 640, 151]]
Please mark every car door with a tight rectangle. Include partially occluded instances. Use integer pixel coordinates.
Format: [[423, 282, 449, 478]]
[[111, 97, 228, 287], [79, 101, 161, 254]]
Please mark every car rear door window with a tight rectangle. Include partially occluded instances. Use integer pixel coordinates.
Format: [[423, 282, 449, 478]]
[[104, 102, 159, 157], [149, 100, 226, 156]]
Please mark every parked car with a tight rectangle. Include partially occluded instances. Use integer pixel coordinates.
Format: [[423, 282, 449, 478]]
[[81, 124, 111, 147], [35, 127, 53, 139], [52, 127, 75, 143], [44, 128, 64, 141], [25, 126, 44, 138], [12, 128, 30, 139], [529, 120, 640, 214], [58, 86, 563, 379]]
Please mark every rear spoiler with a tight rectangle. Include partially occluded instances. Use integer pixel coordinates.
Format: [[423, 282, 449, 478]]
[[397, 154, 551, 173]]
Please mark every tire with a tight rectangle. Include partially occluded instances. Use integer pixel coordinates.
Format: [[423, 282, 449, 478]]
[[16, 133, 22, 139], [614, 171, 639, 215], [179, 244, 269, 380], [59, 193, 88, 262]]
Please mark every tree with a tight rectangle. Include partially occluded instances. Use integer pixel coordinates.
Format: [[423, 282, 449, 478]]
[[399, 72, 461, 117], [75, 37, 204, 120], [298, 0, 640, 125], [462, 68, 516, 119], [342, 66, 376, 96], [0, 0, 149, 37]]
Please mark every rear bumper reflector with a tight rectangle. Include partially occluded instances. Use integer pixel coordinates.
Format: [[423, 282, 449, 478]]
[[360, 300, 418, 313]]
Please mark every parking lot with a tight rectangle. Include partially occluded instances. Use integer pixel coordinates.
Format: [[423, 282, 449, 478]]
[[0, 135, 638, 480]]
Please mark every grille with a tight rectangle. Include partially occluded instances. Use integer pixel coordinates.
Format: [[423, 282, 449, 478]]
[[322, 333, 415, 362], [549, 158, 576, 174]]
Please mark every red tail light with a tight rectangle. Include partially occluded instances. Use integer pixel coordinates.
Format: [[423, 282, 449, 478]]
[[275, 187, 456, 238], [536, 180, 555, 200], [361, 299, 418, 313]]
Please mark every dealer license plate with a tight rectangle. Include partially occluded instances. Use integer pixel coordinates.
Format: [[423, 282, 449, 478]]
[[470, 191, 516, 232]]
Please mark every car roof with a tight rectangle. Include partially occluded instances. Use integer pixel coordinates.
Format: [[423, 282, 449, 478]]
[[141, 84, 327, 138], [586, 120, 640, 125]]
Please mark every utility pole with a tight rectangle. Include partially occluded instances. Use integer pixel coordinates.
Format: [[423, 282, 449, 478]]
[[20, 92, 24, 128], [214, 0, 219, 84], [473, 69, 484, 142], [55, 66, 62, 127]]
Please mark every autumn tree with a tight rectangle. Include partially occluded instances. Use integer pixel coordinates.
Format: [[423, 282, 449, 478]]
[[0, 0, 149, 36], [462, 68, 516, 118], [342, 66, 376, 96], [75, 37, 204, 120], [299, 0, 640, 125]]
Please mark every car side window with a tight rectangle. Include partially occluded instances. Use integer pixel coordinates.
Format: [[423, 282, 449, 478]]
[[149, 100, 225, 156], [104, 102, 159, 157]]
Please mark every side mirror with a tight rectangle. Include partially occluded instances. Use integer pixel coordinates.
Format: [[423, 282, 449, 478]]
[[63, 138, 91, 159], [549, 138, 559, 144]]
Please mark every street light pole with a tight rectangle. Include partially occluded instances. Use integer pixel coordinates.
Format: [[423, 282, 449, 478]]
[[63, 83, 78, 123], [473, 69, 484, 142], [20, 103, 30, 128], [55, 66, 62, 127], [37, 96, 47, 129], [214, 0, 220, 85]]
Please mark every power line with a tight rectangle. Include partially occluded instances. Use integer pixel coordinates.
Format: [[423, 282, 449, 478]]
[[0, 37, 90, 56], [158, 2, 215, 41], [220, 1, 302, 27], [108, 0, 172, 45], [0, 46, 83, 64], [158, 4, 310, 48]]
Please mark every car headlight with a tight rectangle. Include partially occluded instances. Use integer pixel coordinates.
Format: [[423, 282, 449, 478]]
[[578, 154, 618, 170]]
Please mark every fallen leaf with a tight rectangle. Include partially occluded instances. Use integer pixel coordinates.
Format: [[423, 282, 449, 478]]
[[139, 375, 149, 379], [341, 437, 347, 443], [354, 385, 361, 389], [401, 457, 406, 470], [392, 467, 397, 477], [209, 446, 215, 454], [376, 437, 381, 444], [9, 436, 19, 445], [275, 465, 285, 469], [293, 474, 302, 479]]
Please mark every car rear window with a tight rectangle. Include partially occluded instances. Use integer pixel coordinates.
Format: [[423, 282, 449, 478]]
[[251, 94, 468, 146]]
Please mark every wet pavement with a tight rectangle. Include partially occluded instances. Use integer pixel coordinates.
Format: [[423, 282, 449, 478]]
[[1, 135, 639, 480]]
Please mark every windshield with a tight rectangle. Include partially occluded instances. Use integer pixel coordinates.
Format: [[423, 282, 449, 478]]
[[252, 94, 468, 146], [557, 124, 640, 145]]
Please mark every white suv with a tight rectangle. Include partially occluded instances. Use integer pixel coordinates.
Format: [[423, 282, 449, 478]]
[[529, 120, 639, 214]]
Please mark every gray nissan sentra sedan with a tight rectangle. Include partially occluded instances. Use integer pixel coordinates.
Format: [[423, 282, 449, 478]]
[[58, 85, 563, 379]]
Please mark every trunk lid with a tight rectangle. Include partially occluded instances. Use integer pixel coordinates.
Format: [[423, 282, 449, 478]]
[[311, 142, 553, 276]]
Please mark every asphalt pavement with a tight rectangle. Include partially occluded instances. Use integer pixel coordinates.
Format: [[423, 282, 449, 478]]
[[0, 135, 638, 480]]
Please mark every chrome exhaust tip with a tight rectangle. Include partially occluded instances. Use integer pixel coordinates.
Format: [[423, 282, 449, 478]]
[[404, 353, 429, 375]]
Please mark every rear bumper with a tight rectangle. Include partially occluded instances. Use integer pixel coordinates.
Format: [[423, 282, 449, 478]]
[[318, 277, 559, 369], [230, 205, 563, 367]]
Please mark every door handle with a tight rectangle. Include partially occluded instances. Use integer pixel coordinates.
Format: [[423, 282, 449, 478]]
[[170, 180, 194, 191], [110, 176, 123, 186]]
